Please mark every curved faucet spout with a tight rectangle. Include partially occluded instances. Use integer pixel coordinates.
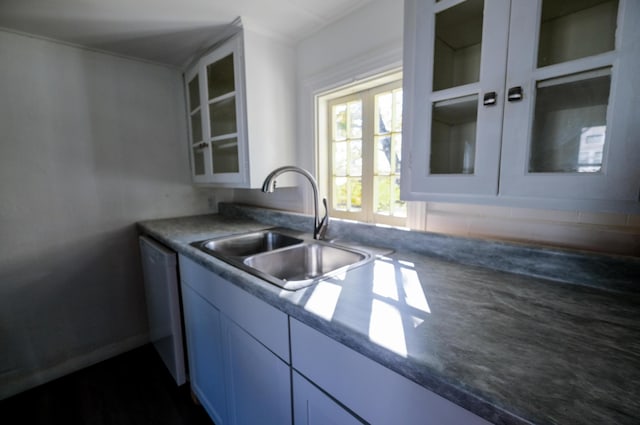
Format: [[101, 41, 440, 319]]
[[261, 166, 329, 240]]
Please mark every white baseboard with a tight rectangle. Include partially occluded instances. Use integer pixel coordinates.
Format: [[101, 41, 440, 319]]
[[0, 333, 150, 400]]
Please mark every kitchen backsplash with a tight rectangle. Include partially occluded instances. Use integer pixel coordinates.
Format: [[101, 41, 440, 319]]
[[220, 203, 640, 294]]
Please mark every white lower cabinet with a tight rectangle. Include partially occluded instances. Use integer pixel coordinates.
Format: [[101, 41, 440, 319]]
[[290, 318, 490, 425], [179, 255, 292, 425], [224, 318, 291, 425], [181, 284, 228, 425], [179, 253, 490, 425], [293, 371, 363, 425]]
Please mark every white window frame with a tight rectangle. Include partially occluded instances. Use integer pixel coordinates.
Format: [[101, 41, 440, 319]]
[[318, 72, 410, 227]]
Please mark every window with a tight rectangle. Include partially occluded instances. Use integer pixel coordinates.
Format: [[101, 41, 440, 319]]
[[324, 78, 406, 226]]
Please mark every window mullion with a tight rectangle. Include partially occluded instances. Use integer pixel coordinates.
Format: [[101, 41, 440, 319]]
[[361, 91, 375, 223]]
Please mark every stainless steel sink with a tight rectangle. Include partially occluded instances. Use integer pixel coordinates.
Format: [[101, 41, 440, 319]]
[[193, 229, 372, 290], [244, 242, 370, 290], [199, 230, 303, 257]]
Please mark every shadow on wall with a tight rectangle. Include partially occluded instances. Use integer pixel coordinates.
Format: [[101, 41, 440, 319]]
[[0, 224, 149, 400]]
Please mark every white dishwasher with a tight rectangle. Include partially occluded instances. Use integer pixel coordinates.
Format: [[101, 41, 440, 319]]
[[139, 235, 186, 385]]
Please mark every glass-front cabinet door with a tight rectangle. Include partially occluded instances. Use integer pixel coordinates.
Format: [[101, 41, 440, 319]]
[[404, 0, 511, 195], [186, 69, 206, 178], [403, 0, 640, 208], [186, 35, 247, 185], [499, 0, 639, 202]]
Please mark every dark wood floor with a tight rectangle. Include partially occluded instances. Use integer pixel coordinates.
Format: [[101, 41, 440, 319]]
[[0, 344, 214, 425]]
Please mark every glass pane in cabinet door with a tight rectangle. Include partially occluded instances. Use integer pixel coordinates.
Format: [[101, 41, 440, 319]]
[[207, 54, 235, 99], [190, 112, 202, 143], [433, 0, 484, 91], [430, 95, 478, 174], [193, 147, 206, 175], [211, 138, 239, 174], [529, 69, 611, 173], [188, 76, 200, 112], [209, 97, 237, 137], [538, 0, 618, 68]]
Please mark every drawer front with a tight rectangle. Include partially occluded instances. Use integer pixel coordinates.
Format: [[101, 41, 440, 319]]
[[290, 319, 490, 425], [179, 254, 290, 363], [179, 255, 225, 303]]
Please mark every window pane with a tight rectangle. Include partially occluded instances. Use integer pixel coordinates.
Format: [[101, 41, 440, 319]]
[[211, 138, 239, 174], [391, 178, 407, 218], [333, 177, 348, 211], [332, 177, 362, 212], [529, 69, 611, 173], [392, 89, 403, 132], [376, 92, 392, 134], [376, 136, 392, 175], [349, 140, 362, 176], [430, 94, 478, 174], [433, 0, 484, 91], [207, 54, 235, 99], [374, 176, 391, 215], [333, 104, 347, 141], [349, 102, 362, 138], [392, 133, 402, 174], [538, 0, 618, 68], [374, 176, 406, 217], [333, 141, 347, 176], [209, 97, 237, 137], [188, 76, 200, 112], [349, 178, 362, 211]]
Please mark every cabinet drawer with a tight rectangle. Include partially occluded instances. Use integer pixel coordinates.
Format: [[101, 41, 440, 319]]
[[179, 254, 290, 363], [179, 255, 226, 303], [290, 319, 489, 425]]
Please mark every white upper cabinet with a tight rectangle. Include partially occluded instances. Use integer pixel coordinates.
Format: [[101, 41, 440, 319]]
[[402, 0, 640, 212], [185, 25, 296, 188], [403, 0, 511, 196]]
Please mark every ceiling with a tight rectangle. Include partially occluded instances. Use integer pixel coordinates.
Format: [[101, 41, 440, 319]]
[[0, 0, 373, 67]]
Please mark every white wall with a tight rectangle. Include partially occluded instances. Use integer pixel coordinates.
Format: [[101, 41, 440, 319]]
[[0, 30, 213, 399]]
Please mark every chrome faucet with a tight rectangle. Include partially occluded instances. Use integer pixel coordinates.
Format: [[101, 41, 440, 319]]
[[261, 166, 329, 240]]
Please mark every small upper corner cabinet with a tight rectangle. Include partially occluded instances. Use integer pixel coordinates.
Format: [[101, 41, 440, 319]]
[[184, 27, 296, 188], [401, 0, 640, 212]]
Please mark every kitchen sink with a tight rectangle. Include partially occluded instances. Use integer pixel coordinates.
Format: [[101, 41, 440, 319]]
[[244, 242, 370, 290], [199, 230, 303, 257], [193, 229, 372, 290]]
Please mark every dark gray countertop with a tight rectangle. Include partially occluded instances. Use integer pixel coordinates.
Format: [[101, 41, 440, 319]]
[[138, 208, 640, 425]]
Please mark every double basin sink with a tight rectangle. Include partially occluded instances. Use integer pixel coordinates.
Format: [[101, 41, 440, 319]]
[[193, 229, 372, 290]]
